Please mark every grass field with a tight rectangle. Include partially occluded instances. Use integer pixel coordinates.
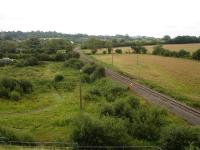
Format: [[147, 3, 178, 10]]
[[84, 43, 200, 54], [145, 43, 200, 53], [93, 54, 200, 109], [0, 62, 100, 142]]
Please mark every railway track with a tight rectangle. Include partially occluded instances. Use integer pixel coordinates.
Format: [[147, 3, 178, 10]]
[[106, 69, 200, 125], [76, 48, 200, 125]]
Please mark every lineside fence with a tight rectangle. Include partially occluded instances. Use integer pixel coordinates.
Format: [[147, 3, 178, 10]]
[[0, 137, 162, 150]]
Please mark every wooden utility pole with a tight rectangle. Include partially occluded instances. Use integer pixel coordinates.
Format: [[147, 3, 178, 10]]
[[79, 70, 83, 111], [112, 49, 113, 65]]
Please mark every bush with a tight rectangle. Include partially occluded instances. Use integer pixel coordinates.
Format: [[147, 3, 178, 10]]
[[66, 51, 80, 59], [1, 78, 16, 91], [10, 91, 21, 101], [18, 79, 33, 93], [105, 87, 126, 102], [160, 126, 200, 150], [24, 57, 39, 66], [0, 58, 14, 67], [90, 67, 105, 82], [192, 49, 200, 60], [38, 53, 52, 61], [100, 103, 114, 116], [0, 78, 33, 100], [64, 58, 84, 70], [16, 57, 39, 67], [89, 78, 127, 101], [54, 53, 66, 61], [115, 49, 122, 54], [54, 75, 64, 82], [71, 114, 131, 147], [91, 49, 97, 54], [80, 74, 90, 83], [178, 49, 190, 58], [102, 51, 107, 54], [128, 108, 167, 141], [126, 96, 140, 109], [82, 64, 97, 75]]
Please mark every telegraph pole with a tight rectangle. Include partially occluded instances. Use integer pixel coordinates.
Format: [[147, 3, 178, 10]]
[[112, 48, 113, 65], [79, 69, 83, 111]]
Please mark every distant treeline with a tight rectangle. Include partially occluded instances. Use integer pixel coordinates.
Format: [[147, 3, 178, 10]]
[[164, 35, 200, 44]]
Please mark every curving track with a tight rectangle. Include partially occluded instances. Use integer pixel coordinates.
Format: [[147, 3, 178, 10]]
[[77, 48, 200, 125]]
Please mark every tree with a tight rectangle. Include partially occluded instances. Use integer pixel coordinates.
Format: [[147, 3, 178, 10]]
[[0, 41, 17, 53], [192, 49, 200, 60], [131, 43, 147, 54], [162, 35, 171, 43], [26, 38, 41, 53], [105, 41, 113, 54]]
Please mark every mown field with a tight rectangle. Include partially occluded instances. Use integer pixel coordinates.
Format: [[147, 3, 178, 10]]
[[93, 54, 200, 109], [145, 43, 200, 53], [85, 43, 200, 54]]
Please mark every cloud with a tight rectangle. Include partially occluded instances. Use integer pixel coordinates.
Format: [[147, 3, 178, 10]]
[[0, 0, 200, 37]]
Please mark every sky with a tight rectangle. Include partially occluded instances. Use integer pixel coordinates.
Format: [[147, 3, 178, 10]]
[[0, 0, 200, 38]]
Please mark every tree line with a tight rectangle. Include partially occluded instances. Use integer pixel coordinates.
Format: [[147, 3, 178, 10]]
[[152, 45, 200, 60]]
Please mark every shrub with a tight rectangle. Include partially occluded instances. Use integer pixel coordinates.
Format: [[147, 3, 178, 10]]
[[129, 108, 167, 141], [54, 75, 64, 82], [126, 96, 140, 109], [105, 87, 126, 102], [10, 91, 21, 101], [71, 114, 131, 147], [113, 100, 133, 119], [1, 78, 16, 91], [24, 57, 39, 66], [178, 49, 190, 58], [0, 58, 14, 67], [160, 126, 200, 150], [64, 58, 84, 70], [0, 86, 9, 98], [91, 49, 97, 54], [192, 49, 200, 60], [0, 78, 33, 100], [115, 49, 122, 54], [100, 103, 114, 116], [16, 57, 39, 67], [102, 51, 107, 54], [54, 53, 66, 61], [82, 64, 97, 75], [80, 74, 90, 83], [108, 48, 112, 54], [90, 67, 105, 82], [18, 79, 33, 93], [90, 78, 127, 101], [38, 53, 52, 61], [66, 51, 80, 59]]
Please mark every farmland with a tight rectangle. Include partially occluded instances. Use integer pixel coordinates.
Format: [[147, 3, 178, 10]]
[[145, 43, 200, 53], [89, 43, 200, 54], [93, 54, 200, 109]]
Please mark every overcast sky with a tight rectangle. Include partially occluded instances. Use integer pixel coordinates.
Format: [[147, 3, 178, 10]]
[[0, 0, 200, 37]]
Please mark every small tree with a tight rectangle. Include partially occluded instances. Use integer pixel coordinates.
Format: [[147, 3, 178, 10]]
[[192, 49, 200, 60], [54, 75, 64, 82], [91, 49, 97, 54], [115, 49, 122, 54]]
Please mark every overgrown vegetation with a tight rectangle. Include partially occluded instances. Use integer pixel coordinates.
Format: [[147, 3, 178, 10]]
[[0, 78, 33, 100]]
